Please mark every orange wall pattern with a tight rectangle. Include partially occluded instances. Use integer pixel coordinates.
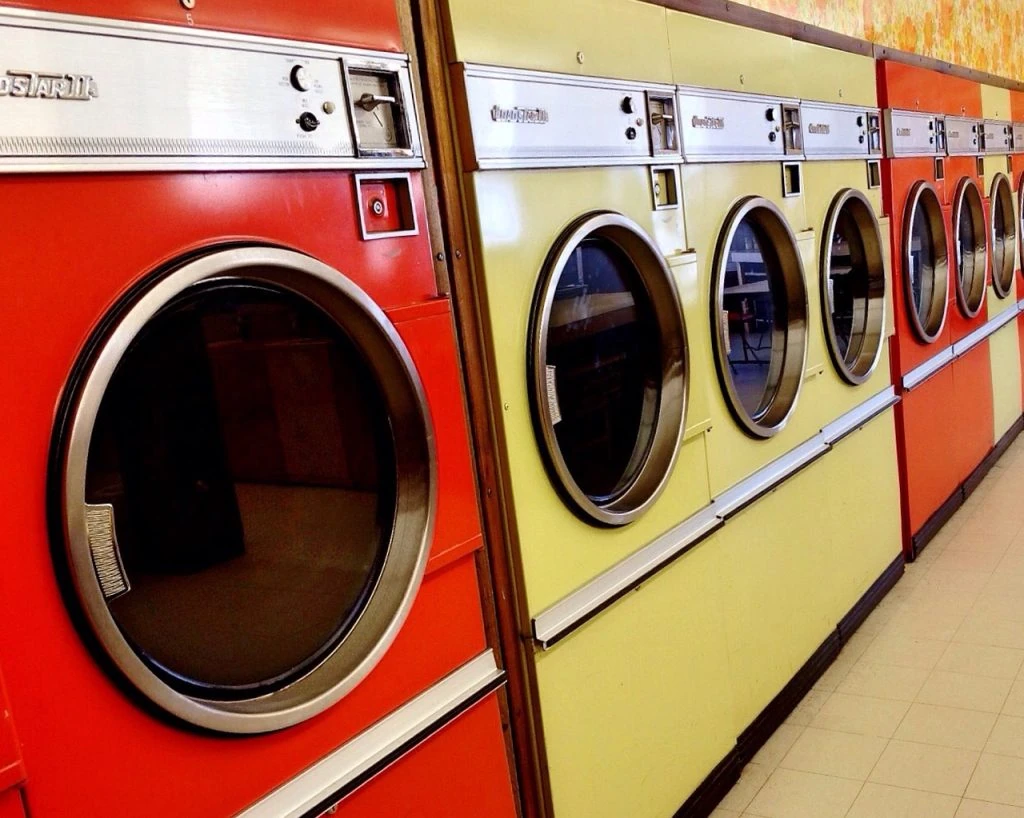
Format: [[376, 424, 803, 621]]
[[733, 0, 1024, 83]]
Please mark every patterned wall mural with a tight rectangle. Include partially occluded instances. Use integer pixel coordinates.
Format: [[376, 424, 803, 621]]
[[734, 0, 1024, 82]]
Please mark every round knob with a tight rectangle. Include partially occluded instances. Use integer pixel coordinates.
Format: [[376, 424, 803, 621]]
[[625, 126, 637, 141], [290, 65, 312, 92], [856, 115, 864, 127], [370, 198, 385, 216], [859, 134, 865, 143], [297, 112, 320, 132], [768, 131, 777, 142], [621, 96, 635, 114], [765, 108, 776, 122]]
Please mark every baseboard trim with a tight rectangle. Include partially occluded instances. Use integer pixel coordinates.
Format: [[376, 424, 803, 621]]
[[913, 413, 1024, 559], [674, 554, 905, 818]]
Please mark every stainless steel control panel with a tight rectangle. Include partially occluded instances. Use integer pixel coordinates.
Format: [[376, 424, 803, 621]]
[[677, 87, 802, 162], [802, 101, 882, 160], [1013, 123, 1024, 154], [884, 110, 943, 157], [945, 116, 982, 155], [983, 120, 1013, 154], [457, 63, 678, 170], [0, 8, 422, 172]]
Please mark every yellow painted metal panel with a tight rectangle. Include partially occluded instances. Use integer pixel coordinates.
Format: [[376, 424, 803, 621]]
[[466, 167, 711, 615], [790, 40, 878, 106], [667, 11, 796, 96], [982, 84, 1012, 120], [990, 321, 1023, 441], [446, 0, 672, 82], [534, 539, 733, 818]]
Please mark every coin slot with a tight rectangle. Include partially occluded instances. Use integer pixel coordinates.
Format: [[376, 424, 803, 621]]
[[344, 62, 413, 157], [356, 173, 418, 240], [867, 159, 881, 189], [977, 156, 985, 178], [867, 113, 882, 154], [782, 161, 802, 198], [782, 104, 803, 154], [650, 166, 680, 210], [646, 93, 678, 156], [934, 157, 945, 181]]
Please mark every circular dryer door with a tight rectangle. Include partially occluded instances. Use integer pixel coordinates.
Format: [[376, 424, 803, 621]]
[[902, 181, 949, 342], [991, 173, 1017, 298], [529, 212, 687, 527], [820, 189, 887, 384], [712, 196, 808, 438], [953, 177, 988, 317], [53, 246, 434, 734]]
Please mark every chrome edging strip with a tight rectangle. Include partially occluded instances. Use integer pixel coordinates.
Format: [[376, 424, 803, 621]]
[[712, 436, 830, 519], [821, 386, 900, 445], [235, 652, 504, 818], [903, 347, 955, 390], [951, 306, 1019, 357], [0, 158, 426, 174], [532, 508, 722, 648]]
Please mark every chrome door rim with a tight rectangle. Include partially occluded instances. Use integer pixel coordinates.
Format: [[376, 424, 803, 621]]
[[990, 173, 1016, 298], [819, 188, 887, 385], [53, 246, 435, 734], [902, 181, 949, 343], [952, 177, 987, 318], [528, 211, 688, 527]]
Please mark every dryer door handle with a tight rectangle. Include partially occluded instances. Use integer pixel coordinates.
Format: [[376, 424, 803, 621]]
[[84, 503, 131, 600]]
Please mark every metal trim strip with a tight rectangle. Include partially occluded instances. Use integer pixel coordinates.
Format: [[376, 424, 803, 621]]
[[821, 386, 899, 445], [463, 62, 676, 95], [711, 436, 830, 519], [0, 6, 405, 62], [528, 384, 902, 647], [803, 153, 874, 162], [0, 158, 426, 174], [473, 156, 670, 171], [903, 347, 955, 390], [531, 508, 722, 648], [952, 306, 1020, 357], [235, 652, 504, 818]]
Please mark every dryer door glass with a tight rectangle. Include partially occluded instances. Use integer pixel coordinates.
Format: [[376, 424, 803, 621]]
[[56, 248, 432, 733], [714, 197, 807, 438], [531, 213, 687, 527], [953, 179, 986, 316], [822, 190, 886, 384], [903, 183, 948, 342], [991, 174, 1016, 298]]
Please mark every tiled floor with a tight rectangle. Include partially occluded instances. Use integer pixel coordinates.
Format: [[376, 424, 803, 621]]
[[714, 437, 1024, 818]]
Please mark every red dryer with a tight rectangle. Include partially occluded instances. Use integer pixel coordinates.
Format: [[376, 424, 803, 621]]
[[0, 3, 517, 817]]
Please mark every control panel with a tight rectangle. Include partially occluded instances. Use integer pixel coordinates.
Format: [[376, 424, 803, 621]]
[[677, 87, 802, 162], [802, 102, 882, 159], [0, 9, 422, 172], [1014, 123, 1024, 154], [983, 120, 1013, 154], [884, 110, 944, 157], [457, 63, 678, 169], [945, 116, 982, 155]]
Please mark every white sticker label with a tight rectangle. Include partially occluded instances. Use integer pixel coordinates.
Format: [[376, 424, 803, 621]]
[[721, 308, 732, 355], [545, 364, 562, 424]]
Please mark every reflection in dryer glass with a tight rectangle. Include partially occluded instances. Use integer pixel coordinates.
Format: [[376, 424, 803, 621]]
[[86, 283, 396, 697], [545, 238, 660, 502], [908, 203, 937, 328], [723, 219, 777, 417], [992, 178, 1015, 294], [828, 205, 871, 366], [955, 186, 985, 312]]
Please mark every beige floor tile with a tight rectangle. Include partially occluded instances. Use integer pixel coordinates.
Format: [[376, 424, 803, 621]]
[[778, 727, 886, 780], [718, 763, 769, 812], [933, 548, 1006, 574], [863, 634, 950, 669], [751, 724, 805, 770], [708, 809, 741, 818], [955, 615, 1024, 650], [921, 569, 993, 594], [838, 662, 930, 701], [905, 586, 980, 616], [917, 670, 1013, 713], [965, 753, 1024, 806], [813, 654, 857, 693], [845, 782, 959, 818], [894, 702, 998, 751], [1004, 681, 1024, 717], [985, 571, 1024, 596], [784, 689, 831, 727], [744, 768, 861, 818], [970, 593, 1024, 624], [841, 628, 878, 662], [868, 740, 980, 796], [938, 643, 1024, 680], [956, 800, 1024, 817], [985, 714, 1024, 758], [954, 802, 1024, 814], [997, 553, 1024, 576], [810, 692, 910, 738]]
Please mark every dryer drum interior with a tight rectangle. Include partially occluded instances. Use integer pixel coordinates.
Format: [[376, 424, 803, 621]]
[[528, 212, 688, 527], [52, 247, 434, 734], [820, 189, 887, 385], [712, 196, 808, 438], [990, 173, 1017, 298], [953, 178, 987, 317], [902, 182, 949, 343]]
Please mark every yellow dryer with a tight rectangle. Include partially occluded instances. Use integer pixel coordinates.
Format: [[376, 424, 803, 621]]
[[980, 86, 1023, 442]]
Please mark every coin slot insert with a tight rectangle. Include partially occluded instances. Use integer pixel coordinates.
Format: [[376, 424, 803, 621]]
[[867, 159, 881, 189], [782, 161, 802, 198], [356, 173, 418, 240], [934, 157, 945, 181], [650, 166, 680, 210]]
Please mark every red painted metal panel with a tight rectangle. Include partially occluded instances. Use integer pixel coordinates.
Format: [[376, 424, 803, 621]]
[[0, 791, 25, 818]]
